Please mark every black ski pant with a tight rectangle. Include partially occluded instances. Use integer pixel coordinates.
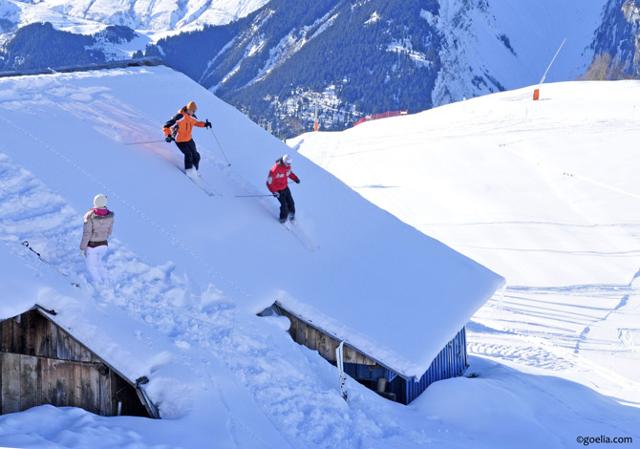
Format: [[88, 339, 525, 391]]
[[176, 139, 201, 170], [277, 187, 295, 220]]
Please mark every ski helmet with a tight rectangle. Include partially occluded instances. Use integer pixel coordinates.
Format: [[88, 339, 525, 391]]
[[186, 101, 197, 113], [281, 154, 292, 166], [93, 193, 108, 209]]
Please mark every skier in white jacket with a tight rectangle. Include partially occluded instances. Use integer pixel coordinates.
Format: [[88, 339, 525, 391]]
[[80, 194, 114, 285]]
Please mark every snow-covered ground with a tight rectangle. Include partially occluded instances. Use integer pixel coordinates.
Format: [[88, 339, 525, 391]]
[[294, 80, 640, 426], [0, 68, 638, 448]]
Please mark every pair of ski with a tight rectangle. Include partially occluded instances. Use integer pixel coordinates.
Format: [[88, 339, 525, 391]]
[[181, 170, 318, 252], [281, 219, 317, 252], [183, 170, 218, 197]]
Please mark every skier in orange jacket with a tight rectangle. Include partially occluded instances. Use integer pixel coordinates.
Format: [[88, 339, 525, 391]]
[[163, 101, 212, 178]]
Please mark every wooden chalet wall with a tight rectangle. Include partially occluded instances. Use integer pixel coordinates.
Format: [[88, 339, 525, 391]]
[[274, 305, 377, 366], [0, 309, 151, 417]]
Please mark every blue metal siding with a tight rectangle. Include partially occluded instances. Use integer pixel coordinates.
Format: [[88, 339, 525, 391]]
[[401, 327, 468, 404]]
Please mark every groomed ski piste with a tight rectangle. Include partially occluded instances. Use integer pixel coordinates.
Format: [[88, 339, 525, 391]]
[[293, 81, 640, 444], [0, 66, 638, 449]]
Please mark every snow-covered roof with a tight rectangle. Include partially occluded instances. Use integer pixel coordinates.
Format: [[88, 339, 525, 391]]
[[0, 66, 503, 380], [0, 242, 189, 413]]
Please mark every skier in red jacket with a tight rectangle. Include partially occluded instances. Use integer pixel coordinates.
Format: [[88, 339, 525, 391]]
[[266, 154, 300, 222]]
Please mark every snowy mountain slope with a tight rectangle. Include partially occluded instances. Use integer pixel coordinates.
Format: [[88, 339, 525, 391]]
[[0, 0, 270, 68], [0, 0, 614, 137], [293, 80, 640, 411], [294, 81, 640, 287], [588, 0, 640, 78], [430, 0, 606, 105], [0, 68, 637, 449], [0, 0, 269, 36], [144, 0, 608, 137]]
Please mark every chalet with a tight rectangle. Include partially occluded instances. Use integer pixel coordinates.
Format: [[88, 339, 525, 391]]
[[0, 243, 173, 418], [262, 302, 469, 405], [0, 304, 158, 417], [259, 237, 503, 405]]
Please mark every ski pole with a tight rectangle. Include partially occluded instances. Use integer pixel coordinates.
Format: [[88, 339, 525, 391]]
[[235, 194, 275, 198], [23, 240, 43, 259], [209, 128, 231, 167], [123, 139, 165, 146], [22, 241, 80, 288]]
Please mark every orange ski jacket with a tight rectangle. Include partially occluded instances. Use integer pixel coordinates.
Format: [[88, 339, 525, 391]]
[[163, 108, 206, 142]]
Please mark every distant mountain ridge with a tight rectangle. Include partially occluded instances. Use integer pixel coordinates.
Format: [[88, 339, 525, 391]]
[[0, 0, 268, 36], [144, 0, 443, 136], [586, 0, 640, 79], [3, 0, 637, 137], [143, 0, 607, 136]]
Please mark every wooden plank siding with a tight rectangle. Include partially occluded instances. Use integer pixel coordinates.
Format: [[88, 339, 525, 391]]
[[0, 352, 113, 415], [0, 309, 154, 417], [274, 305, 376, 366], [0, 310, 98, 362]]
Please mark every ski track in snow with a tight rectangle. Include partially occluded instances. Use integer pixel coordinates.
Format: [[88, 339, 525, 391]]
[[469, 280, 640, 398], [0, 152, 405, 449], [295, 82, 640, 410], [2, 71, 640, 447], [4, 146, 636, 447]]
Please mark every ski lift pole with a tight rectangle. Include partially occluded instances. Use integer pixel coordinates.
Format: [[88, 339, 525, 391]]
[[209, 128, 231, 167], [534, 37, 567, 100]]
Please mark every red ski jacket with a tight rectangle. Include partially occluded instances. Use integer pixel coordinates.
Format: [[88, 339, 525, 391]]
[[266, 162, 299, 192]]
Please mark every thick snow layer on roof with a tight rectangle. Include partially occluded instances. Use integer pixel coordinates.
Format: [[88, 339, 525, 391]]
[[0, 241, 190, 412], [0, 242, 293, 444], [0, 66, 502, 379]]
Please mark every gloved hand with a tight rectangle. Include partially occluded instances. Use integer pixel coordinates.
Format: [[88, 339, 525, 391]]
[[294, 179, 301, 184], [165, 135, 174, 143], [272, 192, 280, 198], [204, 119, 212, 129]]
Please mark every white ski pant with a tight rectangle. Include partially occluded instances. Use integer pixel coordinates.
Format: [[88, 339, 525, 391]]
[[85, 245, 109, 284]]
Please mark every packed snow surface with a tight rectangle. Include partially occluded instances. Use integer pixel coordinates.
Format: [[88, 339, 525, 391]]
[[0, 69, 638, 448]]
